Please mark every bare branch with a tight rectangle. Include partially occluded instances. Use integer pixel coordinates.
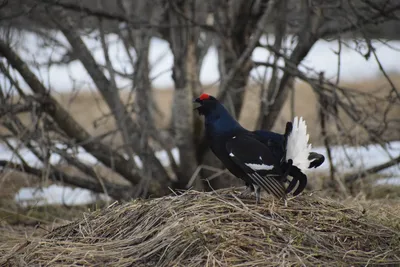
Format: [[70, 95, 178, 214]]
[[259, 1, 322, 130], [217, 0, 277, 103], [0, 39, 160, 193], [319, 2, 400, 38], [50, 8, 172, 188], [257, 0, 287, 128], [167, 0, 203, 189], [0, 160, 134, 201], [344, 155, 400, 184]]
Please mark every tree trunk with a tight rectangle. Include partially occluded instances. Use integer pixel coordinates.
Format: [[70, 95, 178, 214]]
[[218, 43, 252, 118], [168, 0, 203, 190], [258, 1, 321, 130], [0, 40, 173, 196], [133, 28, 155, 197], [52, 8, 172, 192]]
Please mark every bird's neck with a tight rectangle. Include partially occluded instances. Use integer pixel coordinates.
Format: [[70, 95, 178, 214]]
[[204, 105, 244, 136]]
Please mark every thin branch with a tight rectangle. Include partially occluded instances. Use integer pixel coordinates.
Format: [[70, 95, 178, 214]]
[[0, 160, 134, 201], [344, 155, 400, 184], [319, 3, 400, 38], [40, 0, 214, 31], [167, 0, 216, 33], [217, 0, 277, 102], [0, 39, 150, 191], [51, 8, 172, 187], [259, 0, 322, 130], [257, 0, 287, 128], [98, 17, 138, 171], [318, 72, 336, 182]]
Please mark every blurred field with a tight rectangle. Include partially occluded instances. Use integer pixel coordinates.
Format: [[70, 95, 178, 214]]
[[2, 74, 399, 147]]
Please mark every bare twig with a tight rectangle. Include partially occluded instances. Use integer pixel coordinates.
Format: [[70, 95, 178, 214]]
[[0, 39, 154, 193], [217, 0, 277, 103], [344, 155, 400, 184], [51, 8, 172, 187], [318, 72, 335, 182], [98, 17, 138, 171], [257, 0, 287, 128], [0, 160, 134, 201], [259, 0, 322, 130]]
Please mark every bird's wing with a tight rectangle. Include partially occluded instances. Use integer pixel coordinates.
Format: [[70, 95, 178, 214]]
[[226, 133, 286, 199]]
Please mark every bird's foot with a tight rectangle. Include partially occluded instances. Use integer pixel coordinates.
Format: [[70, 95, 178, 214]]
[[238, 186, 253, 198], [253, 184, 261, 205]]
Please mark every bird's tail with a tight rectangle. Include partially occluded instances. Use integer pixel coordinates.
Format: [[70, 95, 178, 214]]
[[285, 117, 312, 172]]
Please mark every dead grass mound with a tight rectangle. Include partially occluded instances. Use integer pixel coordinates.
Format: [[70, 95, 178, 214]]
[[2, 189, 400, 266]]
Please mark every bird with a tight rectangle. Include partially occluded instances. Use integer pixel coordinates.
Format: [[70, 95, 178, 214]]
[[193, 93, 325, 203]]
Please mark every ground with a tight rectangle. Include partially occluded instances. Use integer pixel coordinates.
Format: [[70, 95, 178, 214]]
[[1, 189, 400, 266]]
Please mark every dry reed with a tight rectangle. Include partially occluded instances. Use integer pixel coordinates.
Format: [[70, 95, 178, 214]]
[[1, 189, 400, 266]]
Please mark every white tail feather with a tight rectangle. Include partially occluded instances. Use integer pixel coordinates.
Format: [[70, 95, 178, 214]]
[[285, 117, 312, 171]]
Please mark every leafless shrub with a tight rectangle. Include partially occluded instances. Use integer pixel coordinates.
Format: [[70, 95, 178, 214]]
[[0, 0, 399, 201]]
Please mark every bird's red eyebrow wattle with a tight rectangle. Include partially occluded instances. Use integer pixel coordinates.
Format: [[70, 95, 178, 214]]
[[199, 93, 210, 100]]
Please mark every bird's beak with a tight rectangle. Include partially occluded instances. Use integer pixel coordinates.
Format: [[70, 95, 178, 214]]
[[193, 98, 202, 110]]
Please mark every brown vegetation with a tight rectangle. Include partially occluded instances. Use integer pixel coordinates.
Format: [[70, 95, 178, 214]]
[[2, 74, 399, 148], [1, 189, 399, 266], [1, 0, 399, 201], [1, 2, 400, 265]]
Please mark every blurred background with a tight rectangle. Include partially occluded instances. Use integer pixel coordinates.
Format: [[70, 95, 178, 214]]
[[0, 0, 399, 225]]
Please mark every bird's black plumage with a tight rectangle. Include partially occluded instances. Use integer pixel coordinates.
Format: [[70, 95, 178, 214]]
[[226, 132, 286, 199], [194, 94, 287, 201], [194, 93, 325, 202]]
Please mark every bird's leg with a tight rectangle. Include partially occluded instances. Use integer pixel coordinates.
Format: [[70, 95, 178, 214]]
[[281, 159, 293, 183], [238, 182, 253, 199], [253, 184, 261, 205], [239, 185, 253, 196]]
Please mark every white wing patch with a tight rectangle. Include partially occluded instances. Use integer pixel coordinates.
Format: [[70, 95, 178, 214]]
[[286, 116, 312, 171], [229, 152, 234, 157], [245, 163, 274, 171]]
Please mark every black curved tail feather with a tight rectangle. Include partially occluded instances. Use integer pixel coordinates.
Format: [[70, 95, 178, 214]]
[[308, 152, 325, 169], [285, 166, 308, 196]]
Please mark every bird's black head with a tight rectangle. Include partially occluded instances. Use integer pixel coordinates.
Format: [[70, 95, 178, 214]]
[[193, 93, 219, 116], [193, 93, 243, 133]]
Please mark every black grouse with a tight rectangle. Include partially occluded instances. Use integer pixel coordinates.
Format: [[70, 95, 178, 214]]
[[194, 93, 325, 203]]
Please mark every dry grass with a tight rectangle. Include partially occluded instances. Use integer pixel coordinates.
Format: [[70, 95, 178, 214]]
[[0, 171, 39, 199], [0, 223, 47, 259], [1, 189, 399, 267]]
